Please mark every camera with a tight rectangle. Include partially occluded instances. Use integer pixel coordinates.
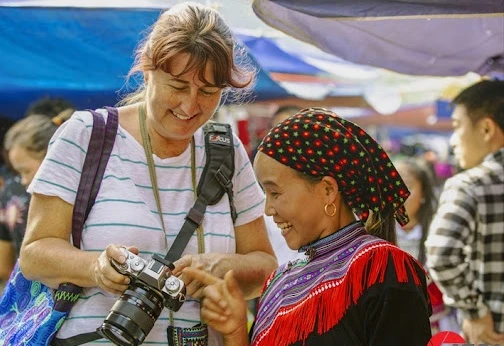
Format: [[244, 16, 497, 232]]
[[97, 248, 186, 346]]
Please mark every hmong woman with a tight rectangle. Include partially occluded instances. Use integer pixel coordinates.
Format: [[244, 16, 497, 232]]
[[184, 107, 432, 345]]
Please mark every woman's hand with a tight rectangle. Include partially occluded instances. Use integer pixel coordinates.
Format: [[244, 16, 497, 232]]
[[183, 268, 248, 338], [91, 244, 138, 295], [173, 253, 221, 299]]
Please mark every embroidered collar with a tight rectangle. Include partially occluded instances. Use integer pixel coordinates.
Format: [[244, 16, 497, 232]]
[[299, 221, 365, 260]]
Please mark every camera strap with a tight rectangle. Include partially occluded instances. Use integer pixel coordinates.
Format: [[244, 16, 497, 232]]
[[165, 121, 236, 263], [137, 104, 236, 262]]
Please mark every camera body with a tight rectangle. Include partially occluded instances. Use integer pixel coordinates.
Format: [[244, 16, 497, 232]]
[[98, 248, 187, 345], [111, 248, 186, 312]]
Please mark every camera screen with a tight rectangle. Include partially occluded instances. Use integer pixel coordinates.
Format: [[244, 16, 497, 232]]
[[149, 260, 163, 274]]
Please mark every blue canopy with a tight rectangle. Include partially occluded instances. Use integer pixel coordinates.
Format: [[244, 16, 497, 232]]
[[0, 6, 291, 120], [252, 0, 504, 76]]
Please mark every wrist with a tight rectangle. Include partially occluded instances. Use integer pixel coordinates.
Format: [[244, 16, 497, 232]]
[[223, 323, 249, 346]]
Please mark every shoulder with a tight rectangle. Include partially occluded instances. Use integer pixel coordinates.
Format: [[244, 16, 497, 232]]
[[446, 154, 503, 189], [350, 239, 426, 287]]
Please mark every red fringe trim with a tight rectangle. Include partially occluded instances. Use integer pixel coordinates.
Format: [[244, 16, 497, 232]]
[[253, 244, 424, 346]]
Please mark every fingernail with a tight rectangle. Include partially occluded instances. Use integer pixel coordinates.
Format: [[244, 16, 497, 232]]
[[119, 255, 125, 263]]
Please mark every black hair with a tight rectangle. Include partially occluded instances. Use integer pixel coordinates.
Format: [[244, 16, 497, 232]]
[[452, 79, 504, 131]]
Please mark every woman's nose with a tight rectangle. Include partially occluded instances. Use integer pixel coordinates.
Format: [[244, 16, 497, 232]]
[[264, 200, 276, 217], [180, 91, 200, 117]]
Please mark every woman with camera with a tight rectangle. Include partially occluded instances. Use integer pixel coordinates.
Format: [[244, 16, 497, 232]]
[[19, 3, 277, 345]]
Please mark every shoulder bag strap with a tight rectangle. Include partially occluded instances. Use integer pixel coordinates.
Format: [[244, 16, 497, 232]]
[[71, 108, 118, 248], [51, 108, 118, 346]]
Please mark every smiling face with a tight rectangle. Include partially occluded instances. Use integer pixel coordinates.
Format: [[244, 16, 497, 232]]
[[449, 105, 489, 170], [144, 53, 223, 146], [254, 152, 337, 250]]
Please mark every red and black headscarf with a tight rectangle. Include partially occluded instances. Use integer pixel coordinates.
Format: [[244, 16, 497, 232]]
[[258, 107, 410, 226]]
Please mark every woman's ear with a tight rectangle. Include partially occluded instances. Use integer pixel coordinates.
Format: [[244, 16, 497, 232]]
[[320, 176, 339, 203]]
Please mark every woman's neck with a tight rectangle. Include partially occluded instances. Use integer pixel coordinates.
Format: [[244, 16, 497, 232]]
[[148, 128, 191, 158]]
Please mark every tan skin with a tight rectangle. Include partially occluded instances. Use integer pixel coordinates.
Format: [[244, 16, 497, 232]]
[[0, 241, 15, 282], [20, 53, 277, 301], [395, 162, 422, 231], [449, 107, 504, 344], [184, 152, 357, 346]]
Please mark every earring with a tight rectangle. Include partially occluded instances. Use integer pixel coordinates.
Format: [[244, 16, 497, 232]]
[[324, 203, 336, 217]]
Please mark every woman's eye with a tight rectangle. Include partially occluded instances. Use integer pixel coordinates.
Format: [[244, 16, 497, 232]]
[[169, 85, 186, 91], [200, 89, 218, 96]]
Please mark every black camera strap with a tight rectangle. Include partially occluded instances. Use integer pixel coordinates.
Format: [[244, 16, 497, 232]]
[[165, 121, 236, 263], [137, 104, 236, 263]]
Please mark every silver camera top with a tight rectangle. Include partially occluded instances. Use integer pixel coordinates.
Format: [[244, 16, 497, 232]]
[[111, 248, 148, 277]]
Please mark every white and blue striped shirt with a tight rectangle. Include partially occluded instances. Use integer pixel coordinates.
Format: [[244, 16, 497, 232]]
[[28, 109, 266, 345]]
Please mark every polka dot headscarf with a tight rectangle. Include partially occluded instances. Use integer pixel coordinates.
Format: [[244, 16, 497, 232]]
[[258, 107, 410, 226]]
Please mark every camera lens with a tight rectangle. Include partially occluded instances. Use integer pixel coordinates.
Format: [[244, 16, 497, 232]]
[[97, 282, 164, 346]]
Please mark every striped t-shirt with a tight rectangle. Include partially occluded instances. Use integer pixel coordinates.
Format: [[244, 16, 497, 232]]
[[28, 109, 266, 345]]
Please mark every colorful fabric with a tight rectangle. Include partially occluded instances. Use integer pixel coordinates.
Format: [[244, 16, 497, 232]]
[[258, 107, 410, 226], [251, 222, 428, 346], [0, 261, 65, 346]]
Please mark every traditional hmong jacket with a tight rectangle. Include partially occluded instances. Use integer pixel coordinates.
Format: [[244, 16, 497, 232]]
[[251, 222, 432, 346]]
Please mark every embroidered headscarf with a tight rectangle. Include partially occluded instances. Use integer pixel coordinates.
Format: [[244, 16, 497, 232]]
[[258, 107, 410, 226]]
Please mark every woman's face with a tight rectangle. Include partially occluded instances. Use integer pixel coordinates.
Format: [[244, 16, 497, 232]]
[[396, 163, 423, 222], [254, 153, 329, 250], [144, 53, 223, 142], [8, 145, 43, 187]]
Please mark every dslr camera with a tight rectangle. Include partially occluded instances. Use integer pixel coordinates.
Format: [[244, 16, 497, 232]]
[[97, 248, 186, 346]]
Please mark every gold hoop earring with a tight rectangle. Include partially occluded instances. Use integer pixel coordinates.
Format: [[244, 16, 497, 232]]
[[324, 203, 336, 217]]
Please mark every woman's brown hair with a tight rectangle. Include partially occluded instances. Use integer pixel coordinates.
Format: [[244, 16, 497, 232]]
[[4, 109, 73, 160], [121, 2, 256, 105]]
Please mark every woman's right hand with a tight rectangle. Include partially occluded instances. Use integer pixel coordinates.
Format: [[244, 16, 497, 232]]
[[183, 268, 248, 338], [92, 244, 138, 295]]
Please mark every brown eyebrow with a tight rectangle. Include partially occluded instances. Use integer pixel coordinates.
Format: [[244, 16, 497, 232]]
[[170, 77, 219, 89], [261, 180, 278, 188], [170, 78, 189, 84]]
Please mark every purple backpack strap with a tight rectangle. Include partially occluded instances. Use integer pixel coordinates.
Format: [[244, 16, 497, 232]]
[[71, 108, 118, 249]]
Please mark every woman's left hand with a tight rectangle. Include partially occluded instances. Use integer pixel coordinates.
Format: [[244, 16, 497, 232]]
[[172, 253, 221, 298], [182, 267, 248, 338]]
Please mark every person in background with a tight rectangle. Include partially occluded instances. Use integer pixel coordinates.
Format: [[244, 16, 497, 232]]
[[394, 158, 459, 334], [425, 80, 504, 345], [270, 105, 301, 127], [24, 97, 75, 118], [185, 107, 432, 346], [19, 3, 277, 345], [0, 111, 72, 285]]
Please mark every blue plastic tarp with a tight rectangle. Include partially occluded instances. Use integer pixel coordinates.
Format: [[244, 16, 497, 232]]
[[0, 6, 291, 120]]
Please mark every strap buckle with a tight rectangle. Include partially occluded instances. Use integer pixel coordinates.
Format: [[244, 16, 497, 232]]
[[185, 207, 204, 226], [215, 168, 232, 189]]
